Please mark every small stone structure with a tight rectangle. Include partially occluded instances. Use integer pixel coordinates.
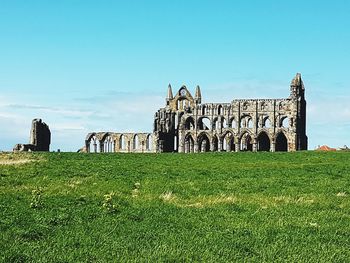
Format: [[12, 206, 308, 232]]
[[85, 73, 307, 153], [13, 119, 51, 152]]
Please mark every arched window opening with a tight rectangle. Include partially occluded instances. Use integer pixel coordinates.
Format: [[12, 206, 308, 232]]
[[229, 118, 236, 128], [276, 133, 288, 152], [133, 135, 139, 150], [240, 133, 253, 151], [218, 105, 223, 115], [198, 134, 210, 152], [240, 115, 253, 128], [202, 105, 206, 115], [240, 118, 245, 128], [222, 118, 227, 129], [247, 118, 253, 129], [257, 132, 270, 152], [264, 117, 271, 128], [213, 118, 220, 130], [281, 117, 289, 128], [146, 134, 152, 151], [185, 117, 195, 130], [198, 117, 211, 130], [119, 135, 126, 150], [184, 134, 194, 153]]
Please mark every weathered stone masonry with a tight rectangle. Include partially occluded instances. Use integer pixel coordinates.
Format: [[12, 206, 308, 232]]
[[13, 118, 51, 152], [85, 73, 307, 153]]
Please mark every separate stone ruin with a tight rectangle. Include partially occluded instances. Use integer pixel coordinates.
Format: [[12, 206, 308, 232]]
[[13, 119, 51, 152], [85, 73, 307, 153]]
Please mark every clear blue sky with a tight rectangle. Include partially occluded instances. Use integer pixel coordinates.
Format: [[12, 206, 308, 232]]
[[0, 0, 349, 151]]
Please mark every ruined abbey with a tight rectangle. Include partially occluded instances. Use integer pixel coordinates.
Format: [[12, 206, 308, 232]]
[[85, 73, 307, 153]]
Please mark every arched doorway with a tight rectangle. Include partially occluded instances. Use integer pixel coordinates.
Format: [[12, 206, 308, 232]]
[[133, 135, 139, 150], [198, 133, 210, 152], [88, 135, 100, 153], [240, 133, 253, 151], [257, 132, 270, 152], [184, 134, 194, 153], [223, 132, 235, 152], [275, 132, 288, 151]]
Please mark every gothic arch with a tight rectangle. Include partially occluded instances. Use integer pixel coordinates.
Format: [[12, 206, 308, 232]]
[[240, 132, 253, 151], [222, 131, 235, 152], [119, 134, 126, 150], [263, 116, 272, 128], [198, 117, 211, 130], [133, 134, 139, 150], [257, 131, 270, 152], [280, 116, 289, 128], [229, 117, 236, 128], [184, 116, 195, 130], [275, 132, 288, 152], [184, 133, 195, 153], [146, 134, 152, 151], [218, 105, 223, 115], [198, 132, 211, 152]]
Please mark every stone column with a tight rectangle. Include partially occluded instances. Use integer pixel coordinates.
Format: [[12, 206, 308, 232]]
[[93, 142, 97, 153], [227, 140, 231, 152], [218, 140, 222, 152], [271, 141, 276, 152], [235, 142, 240, 152], [85, 140, 90, 153], [193, 141, 198, 153], [253, 143, 257, 152]]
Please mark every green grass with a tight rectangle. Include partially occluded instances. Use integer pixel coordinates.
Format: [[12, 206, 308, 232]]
[[1, 151, 350, 262]]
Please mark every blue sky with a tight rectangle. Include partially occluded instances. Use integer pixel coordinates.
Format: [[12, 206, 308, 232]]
[[0, 0, 349, 151]]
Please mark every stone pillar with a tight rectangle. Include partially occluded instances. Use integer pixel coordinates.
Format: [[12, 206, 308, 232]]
[[210, 141, 214, 152], [85, 140, 90, 153], [253, 142, 257, 152], [99, 141, 104, 153], [185, 141, 189, 153], [227, 141, 231, 152], [271, 141, 276, 152], [93, 142, 97, 153], [200, 141, 205, 152], [194, 142, 199, 153], [235, 142, 240, 152], [218, 140, 222, 152]]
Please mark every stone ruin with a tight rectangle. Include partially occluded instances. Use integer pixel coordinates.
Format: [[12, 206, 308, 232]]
[[13, 118, 51, 152], [85, 73, 308, 153]]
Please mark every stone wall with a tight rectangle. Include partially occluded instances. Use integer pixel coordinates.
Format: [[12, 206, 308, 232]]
[[13, 119, 51, 152]]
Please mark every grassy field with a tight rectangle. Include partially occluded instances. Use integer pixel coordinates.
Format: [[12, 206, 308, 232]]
[[0, 151, 350, 262]]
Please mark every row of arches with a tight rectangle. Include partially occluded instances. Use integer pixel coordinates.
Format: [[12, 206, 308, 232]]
[[198, 101, 287, 116], [86, 133, 153, 153], [184, 115, 289, 131], [183, 131, 288, 153]]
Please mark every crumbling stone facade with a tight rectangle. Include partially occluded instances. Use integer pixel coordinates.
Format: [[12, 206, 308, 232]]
[[13, 119, 51, 152], [85, 73, 307, 153], [85, 132, 153, 153]]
